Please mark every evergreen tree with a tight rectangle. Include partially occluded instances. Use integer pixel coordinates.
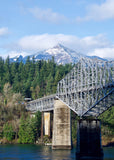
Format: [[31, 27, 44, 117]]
[[24, 56, 31, 80], [11, 62, 18, 83], [0, 57, 4, 91], [28, 56, 35, 82], [46, 73, 54, 94], [34, 111, 41, 138], [18, 116, 27, 143], [18, 113, 41, 144], [30, 85, 40, 100], [24, 116, 35, 143], [3, 122, 14, 141], [4, 56, 12, 84]]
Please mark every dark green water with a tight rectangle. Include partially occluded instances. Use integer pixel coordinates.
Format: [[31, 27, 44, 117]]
[[0, 144, 114, 160]]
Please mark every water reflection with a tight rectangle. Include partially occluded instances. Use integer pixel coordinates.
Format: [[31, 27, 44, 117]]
[[39, 145, 75, 159], [0, 145, 114, 160]]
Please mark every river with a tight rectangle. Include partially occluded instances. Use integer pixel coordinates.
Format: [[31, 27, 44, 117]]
[[0, 144, 114, 160]]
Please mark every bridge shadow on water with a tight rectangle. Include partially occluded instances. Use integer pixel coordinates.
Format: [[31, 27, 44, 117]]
[[0, 144, 113, 160], [40, 144, 104, 160]]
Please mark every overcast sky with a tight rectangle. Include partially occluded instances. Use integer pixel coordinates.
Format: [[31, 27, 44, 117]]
[[0, 0, 114, 59]]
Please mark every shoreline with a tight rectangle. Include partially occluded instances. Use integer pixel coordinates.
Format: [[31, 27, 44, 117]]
[[102, 136, 114, 147], [0, 136, 114, 147]]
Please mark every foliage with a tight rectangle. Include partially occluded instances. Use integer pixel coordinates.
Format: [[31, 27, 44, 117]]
[[34, 111, 41, 138], [0, 56, 72, 143], [71, 111, 80, 143], [3, 122, 15, 141], [18, 112, 41, 144], [0, 126, 3, 139], [99, 106, 114, 136], [18, 116, 34, 143], [0, 57, 72, 99], [0, 56, 113, 143]]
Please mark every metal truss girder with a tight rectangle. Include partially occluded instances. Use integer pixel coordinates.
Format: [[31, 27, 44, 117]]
[[56, 58, 114, 117], [26, 58, 114, 117], [26, 94, 56, 112], [83, 89, 114, 117]]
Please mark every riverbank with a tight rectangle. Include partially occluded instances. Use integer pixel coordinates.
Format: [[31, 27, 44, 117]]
[[102, 136, 114, 147], [0, 136, 114, 147]]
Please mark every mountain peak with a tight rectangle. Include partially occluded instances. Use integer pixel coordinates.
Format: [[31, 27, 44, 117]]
[[9, 44, 106, 64], [53, 43, 65, 49]]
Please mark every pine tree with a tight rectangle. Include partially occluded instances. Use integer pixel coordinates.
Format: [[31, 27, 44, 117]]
[[4, 56, 12, 84], [46, 73, 54, 95], [0, 57, 4, 91], [35, 111, 41, 138], [3, 122, 14, 141], [18, 116, 27, 143]]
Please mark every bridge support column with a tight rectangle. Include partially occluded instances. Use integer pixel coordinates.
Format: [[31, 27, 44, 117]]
[[76, 119, 103, 160], [41, 112, 44, 140], [52, 99, 71, 149], [41, 112, 51, 139]]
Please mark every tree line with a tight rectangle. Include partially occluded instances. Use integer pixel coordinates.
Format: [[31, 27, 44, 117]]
[[0, 56, 113, 144], [0, 56, 72, 99], [0, 56, 72, 143]]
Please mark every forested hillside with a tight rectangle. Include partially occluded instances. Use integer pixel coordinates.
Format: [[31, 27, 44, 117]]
[[0, 56, 73, 143], [0, 56, 113, 145], [0, 56, 72, 99]]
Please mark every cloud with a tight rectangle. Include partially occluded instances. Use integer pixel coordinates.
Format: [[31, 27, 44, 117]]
[[88, 47, 114, 59], [17, 34, 77, 52], [29, 7, 67, 24], [76, 0, 114, 22], [0, 27, 9, 37], [2, 33, 114, 59], [5, 33, 112, 59]]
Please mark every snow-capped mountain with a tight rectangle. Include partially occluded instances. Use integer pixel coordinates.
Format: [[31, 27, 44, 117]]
[[10, 44, 106, 64]]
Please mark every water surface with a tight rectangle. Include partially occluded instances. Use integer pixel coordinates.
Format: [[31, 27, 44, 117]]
[[0, 144, 114, 160]]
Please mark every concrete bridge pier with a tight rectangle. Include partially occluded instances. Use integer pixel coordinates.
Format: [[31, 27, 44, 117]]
[[41, 111, 52, 139], [76, 119, 103, 160], [52, 99, 72, 149]]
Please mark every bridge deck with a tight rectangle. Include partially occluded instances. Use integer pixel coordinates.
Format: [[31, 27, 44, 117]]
[[26, 94, 56, 112]]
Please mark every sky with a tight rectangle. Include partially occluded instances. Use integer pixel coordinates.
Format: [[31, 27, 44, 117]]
[[0, 0, 114, 59]]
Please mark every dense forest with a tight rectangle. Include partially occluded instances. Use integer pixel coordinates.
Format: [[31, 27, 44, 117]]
[[0, 56, 73, 143], [0, 56, 72, 98], [0, 56, 113, 145]]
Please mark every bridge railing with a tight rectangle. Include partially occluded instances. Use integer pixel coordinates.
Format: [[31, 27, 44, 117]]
[[26, 94, 56, 112]]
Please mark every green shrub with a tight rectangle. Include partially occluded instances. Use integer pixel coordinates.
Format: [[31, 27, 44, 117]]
[[3, 122, 14, 141]]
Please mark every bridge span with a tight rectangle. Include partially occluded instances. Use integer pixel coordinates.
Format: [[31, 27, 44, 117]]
[[26, 58, 114, 117], [26, 58, 114, 159]]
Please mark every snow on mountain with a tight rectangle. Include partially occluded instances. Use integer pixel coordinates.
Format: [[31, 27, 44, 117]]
[[10, 55, 23, 63], [9, 44, 106, 64]]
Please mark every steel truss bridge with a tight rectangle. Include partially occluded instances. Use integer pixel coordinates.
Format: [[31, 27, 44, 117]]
[[26, 58, 114, 117]]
